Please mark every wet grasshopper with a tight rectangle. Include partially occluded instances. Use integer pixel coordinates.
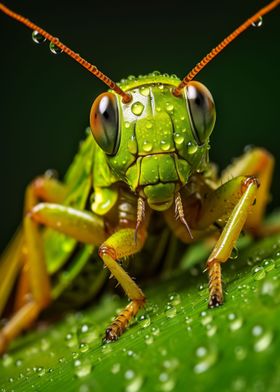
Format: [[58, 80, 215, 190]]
[[0, 1, 279, 353]]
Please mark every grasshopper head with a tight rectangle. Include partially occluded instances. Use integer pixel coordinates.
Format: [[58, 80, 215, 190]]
[[90, 73, 215, 211]]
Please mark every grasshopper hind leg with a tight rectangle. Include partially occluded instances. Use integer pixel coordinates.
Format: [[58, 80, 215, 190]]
[[0, 175, 67, 354]]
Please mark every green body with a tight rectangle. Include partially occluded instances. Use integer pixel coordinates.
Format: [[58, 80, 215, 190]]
[[43, 72, 212, 309]]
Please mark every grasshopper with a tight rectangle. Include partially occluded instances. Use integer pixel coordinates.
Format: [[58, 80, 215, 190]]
[[0, 1, 279, 353]]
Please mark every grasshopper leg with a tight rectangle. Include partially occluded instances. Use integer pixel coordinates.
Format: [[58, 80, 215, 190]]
[[99, 228, 147, 341], [201, 177, 259, 307], [25, 204, 146, 340], [0, 176, 68, 353], [221, 147, 275, 235]]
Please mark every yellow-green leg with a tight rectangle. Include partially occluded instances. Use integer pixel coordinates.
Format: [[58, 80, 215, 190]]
[[0, 176, 68, 353], [221, 147, 274, 234], [205, 177, 259, 306], [99, 228, 147, 341]]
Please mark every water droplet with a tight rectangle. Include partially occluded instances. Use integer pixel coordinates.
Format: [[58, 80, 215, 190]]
[[128, 137, 137, 154], [252, 16, 263, 28], [169, 293, 181, 306], [165, 305, 177, 319], [15, 359, 23, 367], [74, 359, 92, 378], [234, 346, 247, 361], [259, 276, 280, 306], [187, 141, 198, 154], [200, 312, 212, 326], [65, 332, 77, 348], [125, 375, 144, 392], [160, 140, 171, 151], [77, 323, 99, 344], [2, 354, 13, 367], [227, 313, 243, 331], [262, 258, 275, 272], [138, 314, 151, 328], [151, 326, 160, 336], [206, 324, 217, 337], [79, 343, 89, 353], [143, 140, 153, 152], [32, 30, 46, 44], [111, 363, 121, 374], [146, 121, 152, 129], [230, 247, 239, 260], [152, 70, 161, 76], [252, 266, 266, 281], [144, 334, 154, 345], [140, 86, 150, 96], [128, 75, 136, 81], [125, 369, 135, 380], [125, 122, 130, 128], [193, 345, 218, 374], [252, 326, 273, 352], [166, 103, 174, 112], [174, 133, 184, 145], [131, 102, 144, 116], [49, 41, 63, 54]]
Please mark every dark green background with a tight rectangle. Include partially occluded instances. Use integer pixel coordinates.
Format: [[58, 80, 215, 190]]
[[0, 0, 279, 251]]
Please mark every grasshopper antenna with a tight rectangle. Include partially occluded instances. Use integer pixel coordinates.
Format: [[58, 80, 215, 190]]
[[0, 3, 132, 103], [173, 0, 280, 96]]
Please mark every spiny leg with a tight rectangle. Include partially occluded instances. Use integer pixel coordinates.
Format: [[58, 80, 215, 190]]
[[200, 177, 259, 307], [0, 176, 68, 353], [221, 147, 274, 234], [99, 228, 147, 342]]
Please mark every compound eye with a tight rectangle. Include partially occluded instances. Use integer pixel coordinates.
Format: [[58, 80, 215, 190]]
[[186, 81, 216, 144], [90, 92, 119, 155]]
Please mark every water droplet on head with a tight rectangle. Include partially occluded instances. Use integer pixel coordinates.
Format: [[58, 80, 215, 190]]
[[146, 121, 152, 129], [187, 141, 198, 154], [143, 140, 153, 152], [174, 133, 184, 145], [131, 102, 144, 116], [128, 75, 136, 81], [160, 140, 171, 152], [252, 16, 263, 28], [166, 103, 174, 112], [140, 86, 150, 96], [32, 30, 46, 44], [49, 41, 63, 54], [128, 136, 137, 154]]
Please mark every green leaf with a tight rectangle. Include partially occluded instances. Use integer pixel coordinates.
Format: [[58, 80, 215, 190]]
[[1, 231, 280, 392]]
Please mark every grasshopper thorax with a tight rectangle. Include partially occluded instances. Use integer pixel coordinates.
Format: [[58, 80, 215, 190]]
[[90, 72, 216, 211]]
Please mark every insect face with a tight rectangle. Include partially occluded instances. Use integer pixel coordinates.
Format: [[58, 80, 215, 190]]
[[90, 74, 216, 211]]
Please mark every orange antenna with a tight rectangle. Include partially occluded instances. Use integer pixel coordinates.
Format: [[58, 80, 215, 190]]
[[0, 3, 132, 103], [173, 0, 280, 96]]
